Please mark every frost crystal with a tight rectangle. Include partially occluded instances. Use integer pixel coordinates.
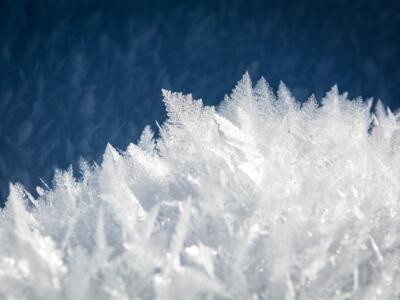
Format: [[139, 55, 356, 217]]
[[1, 73, 400, 299]]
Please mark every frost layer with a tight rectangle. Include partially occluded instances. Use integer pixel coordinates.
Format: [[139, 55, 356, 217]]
[[1, 73, 400, 299]]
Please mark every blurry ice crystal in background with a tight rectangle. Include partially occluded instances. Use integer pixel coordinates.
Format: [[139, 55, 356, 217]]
[[1, 0, 400, 203], [1, 73, 400, 299]]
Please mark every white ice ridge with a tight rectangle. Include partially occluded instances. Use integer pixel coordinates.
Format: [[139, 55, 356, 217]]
[[1, 72, 400, 299]]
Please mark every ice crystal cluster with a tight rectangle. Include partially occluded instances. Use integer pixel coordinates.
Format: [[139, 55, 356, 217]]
[[1, 73, 400, 299]]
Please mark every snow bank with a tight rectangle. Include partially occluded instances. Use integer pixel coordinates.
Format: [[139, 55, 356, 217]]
[[1, 73, 400, 299]]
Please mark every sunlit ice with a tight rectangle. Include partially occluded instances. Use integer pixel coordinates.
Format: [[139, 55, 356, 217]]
[[1, 73, 400, 299]]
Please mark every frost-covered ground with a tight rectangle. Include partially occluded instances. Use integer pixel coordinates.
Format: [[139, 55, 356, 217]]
[[1, 0, 400, 202], [1, 73, 400, 299]]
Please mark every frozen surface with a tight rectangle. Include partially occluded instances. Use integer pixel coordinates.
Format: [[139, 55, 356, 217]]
[[1, 73, 400, 299]]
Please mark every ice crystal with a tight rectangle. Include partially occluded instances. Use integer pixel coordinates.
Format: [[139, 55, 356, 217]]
[[1, 73, 400, 299]]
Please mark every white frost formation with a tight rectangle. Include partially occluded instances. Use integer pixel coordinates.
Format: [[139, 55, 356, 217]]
[[1, 73, 400, 299]]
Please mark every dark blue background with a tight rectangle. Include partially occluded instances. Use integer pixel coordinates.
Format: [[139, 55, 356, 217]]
[[1, 0, 399, 204]]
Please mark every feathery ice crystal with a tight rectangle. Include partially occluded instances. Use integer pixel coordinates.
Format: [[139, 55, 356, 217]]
[[1, 73, 400, 299]]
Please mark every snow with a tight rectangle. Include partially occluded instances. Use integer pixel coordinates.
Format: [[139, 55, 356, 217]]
[[1, 73, 400, 299]]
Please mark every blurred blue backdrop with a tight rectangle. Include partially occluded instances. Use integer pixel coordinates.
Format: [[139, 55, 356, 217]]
[[1, 0, 400, 204]]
